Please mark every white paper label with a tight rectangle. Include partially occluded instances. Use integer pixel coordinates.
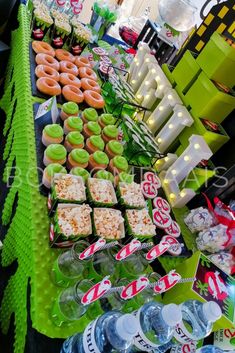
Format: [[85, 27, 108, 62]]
[[133, 310, 160, 352], [214, 328, 235, 350], [83, 318, 101, 353], [174, 321, 195, 344], [171, 342, 196, 353]]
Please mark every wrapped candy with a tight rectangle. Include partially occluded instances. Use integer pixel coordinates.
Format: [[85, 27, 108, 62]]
[[208, 252, 235, 275], [184, 207, 216, 233], [196, 224, 231, 253]]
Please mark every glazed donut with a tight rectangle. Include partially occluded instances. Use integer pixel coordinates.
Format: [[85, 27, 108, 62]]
[[35, 65, 60, 81], [55, 49, 75, 63], [75, 56, 91, 68], [78, 67, 97, 81], [62, 85, 84, 103], [81, 78, 101, 93], [36, 77, 61, 96], [60, 73, 81, 88], [84, 90, 105, 109], [32, 41, 55, 57], [36, 53, 60, 71], [60, 60, 79, 76]]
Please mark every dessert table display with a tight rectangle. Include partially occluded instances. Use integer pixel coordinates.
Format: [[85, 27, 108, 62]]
[[0, 2, 235, 353]]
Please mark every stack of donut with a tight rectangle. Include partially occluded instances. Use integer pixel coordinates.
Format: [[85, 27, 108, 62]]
[[32, 41, 105, 109]]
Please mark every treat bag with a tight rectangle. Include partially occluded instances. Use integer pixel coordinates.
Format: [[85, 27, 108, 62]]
[[208, 252, 235, 275], [184, 207, 216, 233], [196, 224, 229, 253]]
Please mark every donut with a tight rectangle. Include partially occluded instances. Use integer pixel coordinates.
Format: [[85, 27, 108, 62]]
[[84, 90, 105, 109], [60, 73, 81, 88], [55, 49, 75, 62], [36, 53, 60, 71], [81, 78, 101, 93], [35, 65, 60, 81], [78, 67, 97, 81], [75, 56, 91, 68], [60, 60, 79, 76], [62, 85, 84, 103], [32, 41, 55, 57], [36, 77, 61, 96]]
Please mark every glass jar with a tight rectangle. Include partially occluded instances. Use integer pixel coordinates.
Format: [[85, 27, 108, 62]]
[[51, 240, 91, 288], [158, 0, 197, 31], [51, 279, 94, 327]]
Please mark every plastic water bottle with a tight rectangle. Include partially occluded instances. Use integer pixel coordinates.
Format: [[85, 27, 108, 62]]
[[196, 346, 225, 353], [131, 302, 182, 352], [61, 311, 139, 353], [174, 301, 222, 344]]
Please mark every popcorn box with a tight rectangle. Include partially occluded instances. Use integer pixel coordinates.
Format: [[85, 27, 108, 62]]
[[125, 209, 156, 240], [92, 208, 125, 241], [87, 178, 118, 208], [51, 174, 86, 208], [163, 251, 235, 330], [50, 203, 92, 247], [117, 182, 146, 210]]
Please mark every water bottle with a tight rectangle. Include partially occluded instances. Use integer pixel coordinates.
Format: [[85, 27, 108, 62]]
[[61, 311, 140, 353], [131, 302, 182, 352], [174, 301, 222, 344], [196, 345, 225, 353]]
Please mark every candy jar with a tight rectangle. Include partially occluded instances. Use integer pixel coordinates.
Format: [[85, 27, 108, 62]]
[[51, 240, 91, 288], [51, 279, 94, 326]]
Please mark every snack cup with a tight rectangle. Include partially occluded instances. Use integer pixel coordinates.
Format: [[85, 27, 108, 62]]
[[87, 178, 117, 207], [117, 182, 146, 210], [52, 203, 92, 247], [51, 173, 86, 207], [93, 208, 125, 240], [125, 209, 156, 240]]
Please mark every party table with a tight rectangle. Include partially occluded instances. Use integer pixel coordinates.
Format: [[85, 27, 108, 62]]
[[0, 4, 195, 353]]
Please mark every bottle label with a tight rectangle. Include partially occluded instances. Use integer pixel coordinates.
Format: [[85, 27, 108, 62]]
[[133, 310, 160, 352], [83, 318, 101, 353], [170, 342, 196, 353], [174, 321, 196, 344]]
